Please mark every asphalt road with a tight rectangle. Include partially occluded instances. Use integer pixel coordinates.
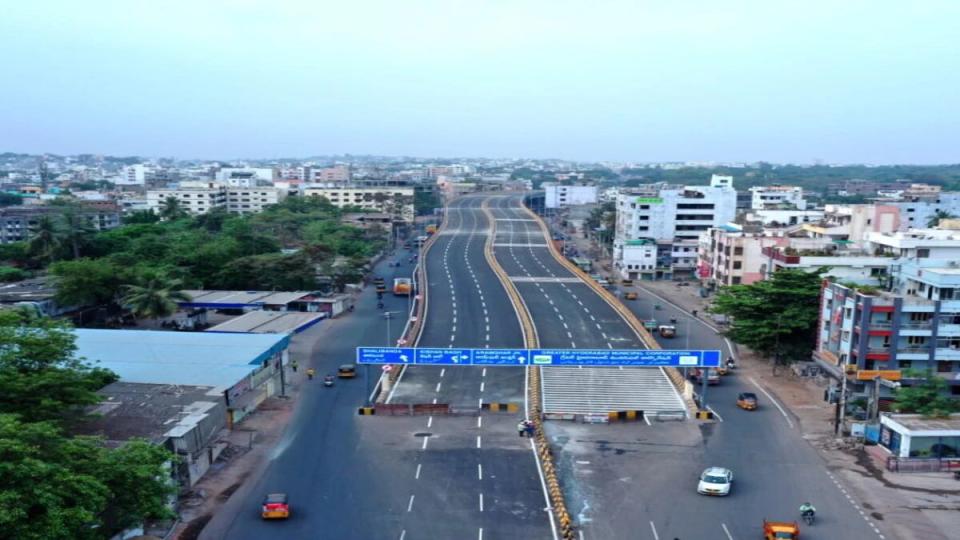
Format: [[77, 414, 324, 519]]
[[201, 241, 443, 540], [524, 221, 885, 540], [384, 195, 553, 540]]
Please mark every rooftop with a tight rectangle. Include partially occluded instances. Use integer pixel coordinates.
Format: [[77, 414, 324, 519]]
[[78, 381, 220, 445], [884, 413, 960, 433], [207, 310, 325, 334], [182, 289, 314, 308], [75, 329, 289, 392], [0, 276, 57, 303]]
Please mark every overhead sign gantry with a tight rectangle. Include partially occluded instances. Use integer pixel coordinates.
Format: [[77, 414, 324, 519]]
[[356, 347, 721, 368]]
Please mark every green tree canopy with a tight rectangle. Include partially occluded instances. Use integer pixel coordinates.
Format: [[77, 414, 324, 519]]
[[50, 258, 128, 309], [0, 309, 116, 422], [711, 269, 826, 363], [893, 369, 960, 417], [121, 277, 190, 320]]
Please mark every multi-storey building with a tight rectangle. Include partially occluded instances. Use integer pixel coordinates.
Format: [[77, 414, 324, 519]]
[[311, 166, 351, 183], [749, 185, 807, 210], [543, 183, 598, 209], [216, 167, 276, 184], [148, 184, 285, 216], [698, 224, 787, 286], [303, 186, 415, 222], [884, 191, 960, 231], [613, 174, 736, 280], [226, 187, 287, 214], [427, 165, 474, 178], [0, 204, 121, 244]]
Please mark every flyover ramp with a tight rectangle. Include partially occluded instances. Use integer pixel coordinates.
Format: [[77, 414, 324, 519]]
[[541, 366, 686, 415]]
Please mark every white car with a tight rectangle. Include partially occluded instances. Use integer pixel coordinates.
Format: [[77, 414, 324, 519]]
[[697, 467, 733, 496]]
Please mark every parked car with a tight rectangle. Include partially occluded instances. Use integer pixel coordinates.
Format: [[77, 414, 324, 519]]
[[697, 467, 733, 496]]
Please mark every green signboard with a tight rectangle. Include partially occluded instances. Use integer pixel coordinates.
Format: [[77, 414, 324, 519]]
[[635, 197, 663, 204]]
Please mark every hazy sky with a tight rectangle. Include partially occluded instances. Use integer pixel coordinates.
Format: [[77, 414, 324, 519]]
[[1, 1, 958, 163]]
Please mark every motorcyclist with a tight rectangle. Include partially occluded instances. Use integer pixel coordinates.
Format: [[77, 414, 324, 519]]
[[799, 502, 816, 518], [306, 368, 316, 380]]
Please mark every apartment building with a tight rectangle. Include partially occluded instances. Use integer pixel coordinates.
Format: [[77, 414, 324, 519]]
[[0, 204, 121, 244], [698, 225, 787, 286], [147, 185, 285, 215], [884, 191, 960, 231], [613, 174, 736, 280], [427, 165, 474, 178], [303, 186, 415, 222], [311, 166, 350, 183], [749, 185, 807, 210], [543, 183, 598, 209], [216, 167, 276, 184]]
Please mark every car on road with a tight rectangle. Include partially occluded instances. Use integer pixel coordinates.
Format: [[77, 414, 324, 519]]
[[338, 364, 357, 378], [690, 368, 720, 385], [697, 467, 733, 496], [736, 392, 758, 410], [261, 493, 290, 519], [763, 519, 799, 539], [624, 291, 638, 300]]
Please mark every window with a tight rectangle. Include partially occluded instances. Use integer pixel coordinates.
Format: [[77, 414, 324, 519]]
[[937, 361, 952, 373], [734, 247, 743, 255], [907, 336, 927, 345], [917, 248, 930, 258], [899, 360, 913, 369], [731, 276, 741, 284], [733, 261, 742, 270]]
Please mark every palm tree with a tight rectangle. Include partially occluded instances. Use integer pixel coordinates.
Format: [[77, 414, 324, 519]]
[[27, 215, 63, 264], [159, 196, 188, 221], [121, 278, 191, 320], [927, 210, 956, 228], [58, 203, 95, 259]]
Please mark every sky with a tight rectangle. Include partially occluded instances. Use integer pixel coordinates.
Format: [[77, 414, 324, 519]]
[[1, 1, 958, 164]]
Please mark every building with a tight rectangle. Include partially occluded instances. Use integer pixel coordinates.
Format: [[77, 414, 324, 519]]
[[543, 183, 599, 209], [746, 209, 824, 227], [226, 187, 286, 214], [427, 165, 474, 177], [74, 328, 291, 426], [698, 224, 788, 286], [117, 164, 148, 186], [826, 179, 913, 198], [311, 165, 351, 183], [303, 186, 415, 222], [760, 243, 893, 285], [147, 185, 284, 215], [884, 191, 960, 231], [878, 413, 960, 459], [613, 174, 736, 280], [216, 167, 276, 184], [749, 185, 807, 210], [0, 204, 121, 244], [80, 382, 228, 490]]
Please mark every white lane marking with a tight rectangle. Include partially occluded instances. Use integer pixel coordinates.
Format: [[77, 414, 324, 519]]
[[452, 325, 457, 333], [435, 382, 442, 393], [407, 494, 415, 512], [415, 463, 422, 479], [476, 435, 482, 448], [478, 463, 483, 480], [422, 436, 429, 450], [595, 323, 602, 330], [477, 416, 482, 428], [607, 342, 613, 349], [479, 492, 484, 512], [486, 325, 490, 332], [644, 414, 652, 426], [427, 416, 433, 428], [478, 398, 483, 408], [722, 523, 734, 540], [480, 382, 485, 392], [400, 530, 406, 540], [440, 368, 445, 377], [589, 315, 596, 321], [563, 322, 569, 329], [571, 341, 577, 348], [485, 334, 490, 341], [482, 368, 487, 377], [649, 521, 660, 540], [567, 331, 573, 338], [432, 397, 438, 404], [478, 529, 483, 540], [748, 377, 795, 428]]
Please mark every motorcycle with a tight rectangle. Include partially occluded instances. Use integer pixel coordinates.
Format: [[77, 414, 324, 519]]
[[801, 511, 815, 526], [323, 375, 335, 387]]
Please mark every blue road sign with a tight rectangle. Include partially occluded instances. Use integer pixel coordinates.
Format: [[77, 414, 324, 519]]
[[356, 347, 720, 367], [356, 347, 415, 364]]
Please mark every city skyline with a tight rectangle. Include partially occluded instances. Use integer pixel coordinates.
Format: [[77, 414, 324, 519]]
[[2, 1, 958, 164]]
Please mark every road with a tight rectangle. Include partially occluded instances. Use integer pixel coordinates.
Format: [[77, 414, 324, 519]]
[[538, 216, 886, 539], [385, 195, 552, 539]]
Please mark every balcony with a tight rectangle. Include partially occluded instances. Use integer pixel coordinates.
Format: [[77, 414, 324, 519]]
[[762, 246, 800, 264], [897, 347, 930, 355]]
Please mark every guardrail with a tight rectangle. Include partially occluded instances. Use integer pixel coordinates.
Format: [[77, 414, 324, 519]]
[[520, 203, 698, 415], [480, 200, 573, 540]]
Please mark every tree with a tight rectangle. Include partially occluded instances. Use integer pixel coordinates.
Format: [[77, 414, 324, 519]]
[[0, 309, 116, 422], [28, 215, 63, 264], [711, 269, 826, 364], [893, 370, 960, 417], [58, 202, 96, 259], [123, 210, 160, 225], [120, 277, 190, 320], [158, 196, 188, 221], [50, 258, 127, 308], [0, 266, 25, 282], [0, 192, 23, 207], [927, 210, 956, 228]]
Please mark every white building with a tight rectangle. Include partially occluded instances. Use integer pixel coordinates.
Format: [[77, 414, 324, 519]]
[[226, 187, 287, 214], [543, 183, 599, 209], [117, 164, 148, 186], [147, 185, 227, 216], [749, 185, 807, 210], [303, 186, 415, 222], [885, 192, 960, 230], [747, 209, 824, 227], [613, 174, 737, 279], [216, 167, 276, 184]]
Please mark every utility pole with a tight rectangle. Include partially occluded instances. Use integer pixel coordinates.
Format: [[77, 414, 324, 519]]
[[835, 365, 849, 436]]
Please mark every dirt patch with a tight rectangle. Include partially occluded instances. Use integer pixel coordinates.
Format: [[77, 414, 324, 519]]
[[178, 514, 212, 540], [217, 480, 244, 502], [848, 447, 960, 496]]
